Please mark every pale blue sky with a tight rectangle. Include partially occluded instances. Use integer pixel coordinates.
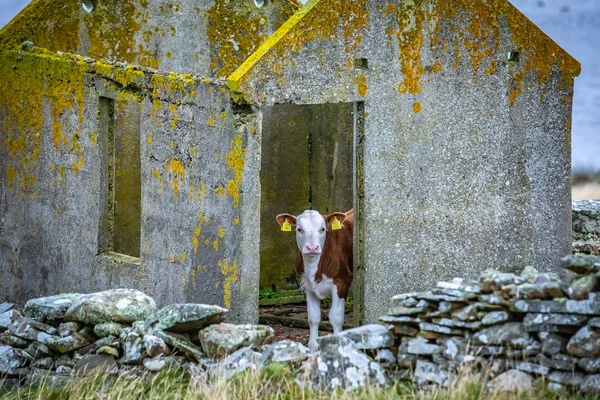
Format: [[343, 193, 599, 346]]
[[1, 0, 598, 169]]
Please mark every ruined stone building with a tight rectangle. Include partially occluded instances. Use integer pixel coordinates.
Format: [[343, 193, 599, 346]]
[[0, 0, 580, 324]]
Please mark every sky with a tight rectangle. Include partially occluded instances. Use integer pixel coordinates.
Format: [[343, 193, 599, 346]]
[[0, 0, 598, 169]]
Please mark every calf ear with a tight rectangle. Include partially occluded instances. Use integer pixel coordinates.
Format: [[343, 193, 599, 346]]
[[276, 213, 297, 228], [325, 212, 347, 229]]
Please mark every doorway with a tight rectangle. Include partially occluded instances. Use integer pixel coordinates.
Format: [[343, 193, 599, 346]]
[[258, 102, 364, 339]]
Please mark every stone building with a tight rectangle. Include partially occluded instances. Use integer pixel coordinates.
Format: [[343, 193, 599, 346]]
[[0, 0, 580, 324]]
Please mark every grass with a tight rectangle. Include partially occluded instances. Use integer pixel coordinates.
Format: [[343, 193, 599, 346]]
[[3, 363, 600, 400], [259, 288, 303, 300]]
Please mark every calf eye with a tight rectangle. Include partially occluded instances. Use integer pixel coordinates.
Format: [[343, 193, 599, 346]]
[[320, 228, 325, 233], [297, 228, 303, 233]]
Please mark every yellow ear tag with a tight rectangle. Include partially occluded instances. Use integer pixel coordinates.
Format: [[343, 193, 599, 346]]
[[331, 217, 342, 231], [281, 218, 292, 232]]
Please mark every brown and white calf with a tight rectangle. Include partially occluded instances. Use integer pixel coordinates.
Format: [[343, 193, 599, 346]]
[[276, 209, 353, 350]]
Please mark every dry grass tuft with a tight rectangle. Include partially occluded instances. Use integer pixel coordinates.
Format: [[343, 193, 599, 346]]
[[2, 363, 600, 400]]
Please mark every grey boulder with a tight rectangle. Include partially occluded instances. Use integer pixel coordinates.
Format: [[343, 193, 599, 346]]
[[23, 294, 82, 323], [146, 303, 227, 333], [199, 323, 273, 358], [64, 289, 156, 324]]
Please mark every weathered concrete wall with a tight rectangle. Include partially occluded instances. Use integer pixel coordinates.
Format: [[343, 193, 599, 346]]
[[0, 48, 259, 323], [0, 0, 299, 78], [259, 103, 353, 289], [229, 0, 580, 322]]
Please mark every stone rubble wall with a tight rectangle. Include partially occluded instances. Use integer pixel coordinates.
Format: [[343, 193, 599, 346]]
[[381, 254, 600, 393], [573, 200, 600, 255], [4, 254, 600, 394], [0, 289, 277, 391], [0, 288, 390, 392]]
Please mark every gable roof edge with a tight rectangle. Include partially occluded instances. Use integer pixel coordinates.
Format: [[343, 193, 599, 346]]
[[226, 0, 321, 95], [503, 1, 580, 76]]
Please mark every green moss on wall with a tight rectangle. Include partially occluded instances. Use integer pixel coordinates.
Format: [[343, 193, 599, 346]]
[[0, 0, 81, 53], [0, 46, 220, 197], [0, 47, 87, 196]]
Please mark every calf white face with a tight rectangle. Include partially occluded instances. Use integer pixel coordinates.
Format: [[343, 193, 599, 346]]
[[295, 210, 327, 255], [276, 210, 347, 256]]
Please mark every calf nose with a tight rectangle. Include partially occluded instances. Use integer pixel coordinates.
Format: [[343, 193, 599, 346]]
[[305, 243, 320, 253]]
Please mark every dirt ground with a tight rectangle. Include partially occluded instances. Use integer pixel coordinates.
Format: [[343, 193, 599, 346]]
[[261, 303, 353, 345]]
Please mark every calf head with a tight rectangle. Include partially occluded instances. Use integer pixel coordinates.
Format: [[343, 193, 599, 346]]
[[276, 210, 347, 256]]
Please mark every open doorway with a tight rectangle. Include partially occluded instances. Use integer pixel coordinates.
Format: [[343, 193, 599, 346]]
[[258, 102, 364, 342]]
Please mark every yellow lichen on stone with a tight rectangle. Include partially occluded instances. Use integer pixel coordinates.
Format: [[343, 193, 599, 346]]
[[228, 0, 369, 99], [508, 69, 524, 104], [164, 159, 186, 199], [412, 101, 422, 114], [72, 156, 85, 172], [396, 0, 429, 96], [433, 0, 580, 87], [192, 212, 210, 255], [215, 186, 226, 197], [85, 0, 146, 64], [151, 73, 197, 99], [207, 0, 299, 79], [218, 258, 238, 309], [431, 60, 443, 73], [0, 0, 81, 56], [484, 60, 497, 75], [225, 136, 248, 208], [169, 103, 179, 128], [151, 99, 162, 121], [0, 48, 86, 195], [197, 183, 208, 201], [152, 168, 164, 195], [355, 74, 368, 97]]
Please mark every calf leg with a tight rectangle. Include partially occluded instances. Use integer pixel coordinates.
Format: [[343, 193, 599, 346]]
[[306, 291, 321, 351], [329, 285, 346, 334]]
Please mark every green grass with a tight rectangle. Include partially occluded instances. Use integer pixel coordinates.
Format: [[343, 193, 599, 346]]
[[4, 364, 600, 400], [320, 292, 354, 311], [259, 288, 303, 300]]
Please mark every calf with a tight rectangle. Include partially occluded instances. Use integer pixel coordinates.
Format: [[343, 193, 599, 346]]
[[276, 208, 353, 350]]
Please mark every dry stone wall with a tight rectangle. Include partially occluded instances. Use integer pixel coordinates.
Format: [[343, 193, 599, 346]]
[[0, 289, 275, 391], [0, 288, 391, 392], [381, 254, 600, 393], [4, 254, 600, 393], [573, 200, 600, 255]]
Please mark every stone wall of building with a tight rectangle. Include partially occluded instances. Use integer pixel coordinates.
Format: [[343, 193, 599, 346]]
[[0, 0, 299, 78], [0, 47, 260, 323], [230, 0, 580, 323]]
